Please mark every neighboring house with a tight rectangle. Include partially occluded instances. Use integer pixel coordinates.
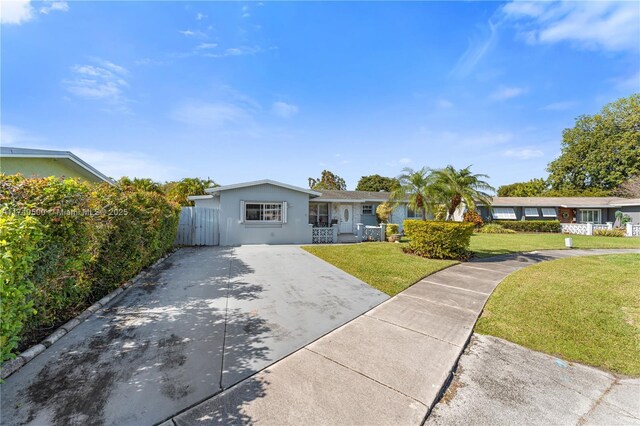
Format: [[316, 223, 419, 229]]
[[478, 197, 640, 225], [187, 179, 421, 246], [0, 147, 113, 184]]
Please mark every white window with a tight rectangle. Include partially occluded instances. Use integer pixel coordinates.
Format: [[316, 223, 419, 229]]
[[578, 209, 601, 224], [492, 207, 517, 220], [362, 204, 373, 215], [541, 208, 557, 217], [524, 208, 539, 217], [245, 202, 283, 222]]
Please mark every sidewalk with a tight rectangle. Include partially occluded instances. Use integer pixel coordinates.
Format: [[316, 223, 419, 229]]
[[167, 249, 640, 426]]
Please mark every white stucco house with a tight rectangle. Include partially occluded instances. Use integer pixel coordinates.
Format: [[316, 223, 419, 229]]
[[186, 179, 421, 246]]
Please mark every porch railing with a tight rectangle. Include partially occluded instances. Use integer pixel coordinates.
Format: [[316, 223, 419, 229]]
[[311, 225, 338, 244]]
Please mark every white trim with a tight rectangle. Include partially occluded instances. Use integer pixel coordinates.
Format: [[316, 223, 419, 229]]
[[187, 195, 214, 201], [243, 201, 284, 223], [524, 208, 539, 217], [492, 207, 517, 220], [282, 201, 288, 224], [577, 208, 602, 224], [206, 179, 321, 196]]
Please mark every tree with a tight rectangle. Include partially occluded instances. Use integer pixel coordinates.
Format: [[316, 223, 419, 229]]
[[164, 177, 218, 206], [375, 202, 392, 223], [308, 170, 347, 190], [118, 177, 163, 193], [614, 176, 640, 198], [547, 94, 640, 193], [497, 178, 549, 197], [355, 175, 400, 192], [390, 167, 437, 220], [431, 165, 494, 220]]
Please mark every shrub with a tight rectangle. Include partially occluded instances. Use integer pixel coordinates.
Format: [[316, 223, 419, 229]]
[[463, 211, 483, 228], [493, 220, 561, 233], [593, 229, 626, 237], [0, 174, 180, 358], [403, 220, 474, 260], [385, 223, 399, 239], [0, 211, 44, 361], [476, 223, 516, 234], [376, 202, 392, 224]]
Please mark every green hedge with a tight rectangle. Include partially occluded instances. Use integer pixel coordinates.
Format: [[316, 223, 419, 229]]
[[493, 220, 561, 233], [403, 220, 474, 259], [593, 229, 626, 237], [0, 211, 44, 360], [0, 175, 180, 361], [476, 223, 516, 234]]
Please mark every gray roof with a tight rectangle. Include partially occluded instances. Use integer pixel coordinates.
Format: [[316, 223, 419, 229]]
[[1, 147, 114, 184], [205, 179, 321, 196], [488, 197, 640, 208], [313, 190, 392, 202]]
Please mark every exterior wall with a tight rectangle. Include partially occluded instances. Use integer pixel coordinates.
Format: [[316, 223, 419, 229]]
[[1, 157, 104, 183], [480, 206, 560, 221], [217, 184, 312, 246], [193, 197, 220, 209], [359, 202, 379, 226], [620, 206, 640, 224], [390, 204, 407, 231]]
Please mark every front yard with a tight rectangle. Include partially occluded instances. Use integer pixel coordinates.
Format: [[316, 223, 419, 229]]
[[475, 254, 640, 376], [302, 243, 457, 295], [470, 233, 640, 257]]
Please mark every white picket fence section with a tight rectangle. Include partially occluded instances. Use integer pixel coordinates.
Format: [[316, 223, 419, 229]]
[[631, 224, 640, 237], [561, 222, 640, 237], [175, 207, 219, 246]]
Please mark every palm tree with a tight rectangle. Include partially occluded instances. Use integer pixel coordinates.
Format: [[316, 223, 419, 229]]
[[390, 167, 437, 220], [431, 165, 494, 220]]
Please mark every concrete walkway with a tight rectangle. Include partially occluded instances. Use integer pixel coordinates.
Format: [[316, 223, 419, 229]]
[[427, 334, 640, 426], [170, 248, 640, 425]]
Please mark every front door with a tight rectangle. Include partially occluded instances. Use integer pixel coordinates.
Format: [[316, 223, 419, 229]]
[[339, 204, 353, 233], [559, 207, 574, 223]]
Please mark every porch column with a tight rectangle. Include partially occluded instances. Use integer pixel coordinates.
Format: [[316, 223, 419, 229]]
[[586, 222, 593, 236], [380, 223, 387, 242], [627, 223, 633, 237], [356, 223, 364, 242], [606, 222, 613, 230]]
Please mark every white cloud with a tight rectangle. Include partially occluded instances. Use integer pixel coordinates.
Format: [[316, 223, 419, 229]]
[[69, 148, 183, 181], [196, 12, 206, 21], [1, 0, 33, 24], [1, 0, 68, 24], [451, 21, 498, 78], [398, 158, 412, 165], [196, 43, 218, 50], [611, 71, 640, 92], [241, 5, 250, 18], [272, 101, 298, 118], [171, 101, 252, 128], [458, 132, 514, 147], [502, 148, 544, 159], [502, 1, 640, 52], [202, 46, 261, 58], [64, 58, 131, 112], [490, 86, 527, 101], [541, 101, 576, 111], [179, 29, 205, 37], [39, 1, 68, 14]]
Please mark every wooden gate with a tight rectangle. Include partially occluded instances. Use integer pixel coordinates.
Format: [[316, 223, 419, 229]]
[[175, 207, 219, 246]]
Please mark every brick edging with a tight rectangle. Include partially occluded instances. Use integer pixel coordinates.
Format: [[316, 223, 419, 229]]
[[1, 250, 176, 380]]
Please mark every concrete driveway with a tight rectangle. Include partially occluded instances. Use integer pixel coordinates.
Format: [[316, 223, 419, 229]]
[[1, 245, 388, 426]]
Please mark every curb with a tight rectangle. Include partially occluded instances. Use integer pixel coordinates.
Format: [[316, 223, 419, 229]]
[[0, 250, 176, 380]]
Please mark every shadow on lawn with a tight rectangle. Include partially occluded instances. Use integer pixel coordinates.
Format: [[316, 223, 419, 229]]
[[3, 246, 274, 426]]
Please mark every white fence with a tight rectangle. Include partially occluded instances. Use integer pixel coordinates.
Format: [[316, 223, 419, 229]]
[[175, 207, 219, 246], [561, 222, 639, 237], [312, 226, 338, 244]]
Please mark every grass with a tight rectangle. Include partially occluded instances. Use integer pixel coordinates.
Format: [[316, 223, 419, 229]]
[[302, 242, 457, 295], [476, 254, 640, 376], [470, 233, 640, 258]]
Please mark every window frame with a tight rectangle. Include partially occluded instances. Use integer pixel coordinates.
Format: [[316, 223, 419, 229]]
[[524, 207, 539, 217], [309, 202, 330, 226], [407, 206, 423, 218], [578, 209, 601, 224], [243, 202, 284, 223], [541, 208, 557, 218], [362, 204, 374, 215], [492, 207, 517, 220]]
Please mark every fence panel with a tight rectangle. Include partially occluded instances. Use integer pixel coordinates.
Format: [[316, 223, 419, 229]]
[[175, 207, 219, 246]]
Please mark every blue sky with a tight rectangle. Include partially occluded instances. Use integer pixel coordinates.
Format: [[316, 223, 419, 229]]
[[2, 1, 639, 189]]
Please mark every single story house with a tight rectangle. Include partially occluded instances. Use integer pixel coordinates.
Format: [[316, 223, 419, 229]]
[[187, 179, 426, 246], [1, 147, 114, 184], [478, 197, 640, 224]]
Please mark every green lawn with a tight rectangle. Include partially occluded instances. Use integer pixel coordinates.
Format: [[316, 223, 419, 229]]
[[476, 254, 640, 376], [302, 243, 457, 295], [471, 233, 640, 258]]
